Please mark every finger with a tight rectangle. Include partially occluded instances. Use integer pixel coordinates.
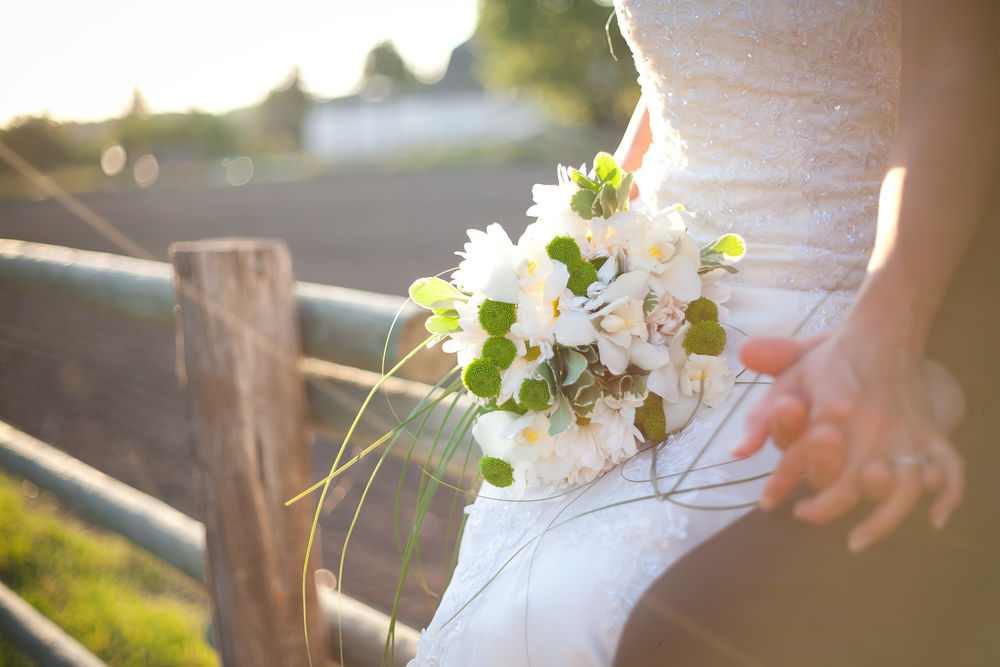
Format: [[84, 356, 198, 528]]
[[733, 373, 803, 458], [805, 423, 846, 489], [847, 468, 923, 553], [921, 463, 945, 493], [793, 476, 862, 525], [770, 395, 809, 450], [926, 438, 965, 529], [738, 335, 825, 376], [760, 444, 808, 511], [859, 460, 894, 502]]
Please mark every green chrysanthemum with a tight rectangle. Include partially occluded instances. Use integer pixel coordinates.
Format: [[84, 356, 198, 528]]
[[684, 297, 719, 324], [479, 456, 514, 488], [567, 261, 598, 297], [462, 358, 501, 398], [518, 378, 553, 412], [682, 320, 727, 356], [545, 235, 582, 266], [481, 336, 516, 370], [634, 392, 667, 441], [478, 300, 517, 336]]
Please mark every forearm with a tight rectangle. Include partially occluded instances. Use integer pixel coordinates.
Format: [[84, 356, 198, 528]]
[[848, 2, 1000, 353], [613, 95, 652, 174]]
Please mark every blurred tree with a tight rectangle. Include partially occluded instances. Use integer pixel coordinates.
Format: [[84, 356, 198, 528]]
[[0, 115, 72, 173], [258, 67, 311, 152], [362, 41, 421, 90], [126, 87, 151, 119], [474, 0, 639, 127], [117, 110, 237, 160]]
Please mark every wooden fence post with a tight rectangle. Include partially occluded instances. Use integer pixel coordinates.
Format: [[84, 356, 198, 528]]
[[170, 238, 328, 666]]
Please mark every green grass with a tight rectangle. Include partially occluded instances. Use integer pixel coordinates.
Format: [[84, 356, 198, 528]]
[[0, 470, 217, 666]]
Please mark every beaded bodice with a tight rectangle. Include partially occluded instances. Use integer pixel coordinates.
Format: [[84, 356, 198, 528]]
[[615, 0, 901, 290]]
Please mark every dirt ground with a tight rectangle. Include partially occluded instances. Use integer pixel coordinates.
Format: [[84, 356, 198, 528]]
[[0, 163, 552, 629]]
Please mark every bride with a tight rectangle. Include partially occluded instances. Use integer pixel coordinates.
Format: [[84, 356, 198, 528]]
[[409, 1, 997, 665]]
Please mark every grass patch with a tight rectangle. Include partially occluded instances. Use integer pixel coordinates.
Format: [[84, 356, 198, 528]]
[[0, 470, 216, 666]]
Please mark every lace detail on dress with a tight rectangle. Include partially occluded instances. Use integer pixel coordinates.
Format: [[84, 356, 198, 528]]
[[412, 416, 744, 666], [615, 0, 901, 291]]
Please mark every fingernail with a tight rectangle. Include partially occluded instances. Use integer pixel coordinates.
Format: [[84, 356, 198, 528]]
[[759, 493, 776, 511], [792, 503, 809, 520], [849, 534, 871, 553], [933, 512, 950, 530]]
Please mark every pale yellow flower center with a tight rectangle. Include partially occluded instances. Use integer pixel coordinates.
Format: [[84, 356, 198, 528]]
[[523, 429, 539, 443]]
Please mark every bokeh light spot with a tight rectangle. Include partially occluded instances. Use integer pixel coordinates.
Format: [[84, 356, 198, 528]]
[[100, 144, 127, 175], [133, 154, 159, 187], [226, 156, 253, 187]]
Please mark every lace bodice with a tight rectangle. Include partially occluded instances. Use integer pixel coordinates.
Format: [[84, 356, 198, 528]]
[[616, 0, 901, 290]]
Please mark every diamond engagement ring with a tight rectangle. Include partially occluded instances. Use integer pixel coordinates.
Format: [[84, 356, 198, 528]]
[[893, 453, 931, 468]]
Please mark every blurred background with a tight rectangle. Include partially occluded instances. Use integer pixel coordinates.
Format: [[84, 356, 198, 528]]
[[0, 0, 638, 663]]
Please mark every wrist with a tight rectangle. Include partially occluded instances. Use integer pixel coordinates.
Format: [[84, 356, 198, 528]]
[[845, 262, 935, 355]]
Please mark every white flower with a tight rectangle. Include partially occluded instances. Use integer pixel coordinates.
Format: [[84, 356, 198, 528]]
[[647, 293, 686, 346], [626, 225, 680, 273], [589, 271, 669, 374], [699, 270, 733, 320], [441, 296, 488, 368], [472, 411, 574, 495], [679, 354, 731, 401], [588, 399, 641, 465], [452, 223, 522, 303], [554, 420, 609, 485]]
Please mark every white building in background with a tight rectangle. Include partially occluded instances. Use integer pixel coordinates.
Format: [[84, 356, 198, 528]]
[[303, 44, 548, 161]]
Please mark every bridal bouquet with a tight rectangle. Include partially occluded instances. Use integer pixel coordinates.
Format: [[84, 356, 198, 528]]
[[409, 153, 745, 496]]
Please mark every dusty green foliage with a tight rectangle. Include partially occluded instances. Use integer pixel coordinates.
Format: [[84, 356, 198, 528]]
[[0, 471, 215, 666]]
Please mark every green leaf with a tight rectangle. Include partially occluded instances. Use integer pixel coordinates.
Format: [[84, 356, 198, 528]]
[[698, 264, 740, 275], [616, 172, 634, 209], [432, 308, 459, 318], [562, 349, 588, 386], [599, 182, 618, 218], [569, 167, 601, 193], [409, 277, 467, 310], [703, 234, 746, 261], [644, 290, 659, 316], [425, 315, 461, 334], [570, 189, 597, 219], [548, 398, 573, 436], [593, 152, 622, 188]]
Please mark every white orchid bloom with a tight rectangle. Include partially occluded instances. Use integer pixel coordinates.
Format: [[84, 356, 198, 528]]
[[516, 249, 569, 305], [588, 271, 653, 375], [627, 225, 681, 273], [452, 223, 522, 303], [473, 411, 574, 495]]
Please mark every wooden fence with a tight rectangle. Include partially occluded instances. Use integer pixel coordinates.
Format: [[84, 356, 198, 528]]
[[0, 237, 468, 666]]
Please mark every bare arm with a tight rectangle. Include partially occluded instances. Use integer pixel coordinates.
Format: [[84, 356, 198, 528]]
[[613, 95, 652, 177], [736, 0, 999, 550], [853, 0, 1000, 352]]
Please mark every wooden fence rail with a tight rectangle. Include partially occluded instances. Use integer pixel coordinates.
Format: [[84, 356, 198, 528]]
[[0, 420, 420, 664], [0, 237, 461, 665]]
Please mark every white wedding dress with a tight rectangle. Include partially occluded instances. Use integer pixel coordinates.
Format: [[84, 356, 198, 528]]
[[411, 1, 901, 664]]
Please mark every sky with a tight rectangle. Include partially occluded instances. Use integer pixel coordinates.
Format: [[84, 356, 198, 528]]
[[1, 0, 479, 126]]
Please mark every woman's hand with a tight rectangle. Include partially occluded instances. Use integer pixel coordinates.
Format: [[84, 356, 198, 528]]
[[733, 328, 966, 552]]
